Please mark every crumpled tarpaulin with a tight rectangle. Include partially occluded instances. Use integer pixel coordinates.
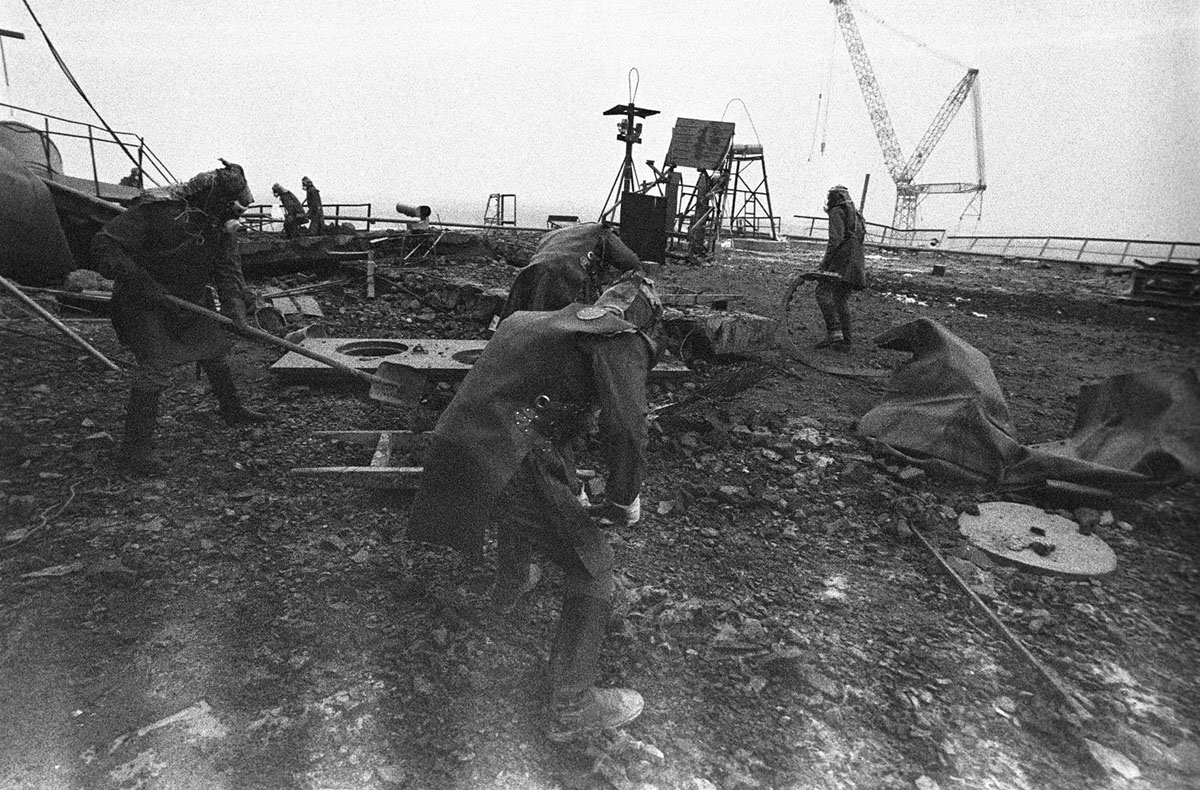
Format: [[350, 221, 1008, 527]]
[[857, 318, 1200, 494]]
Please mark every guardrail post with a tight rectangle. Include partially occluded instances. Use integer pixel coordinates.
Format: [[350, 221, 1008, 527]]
[[42, 116, 52, 174], [88, 125, 99, 194]]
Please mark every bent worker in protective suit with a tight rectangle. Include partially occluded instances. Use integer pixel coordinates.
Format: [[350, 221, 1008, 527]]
[[408, 272, 662, 742], [92, 159, 267, 476], [500, 221, 643, 319], [272, 182, 308, 238]]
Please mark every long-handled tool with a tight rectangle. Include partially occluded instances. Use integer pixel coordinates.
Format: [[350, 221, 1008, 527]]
[[161, 294, 423, 406], [0, 274, 122, 372]]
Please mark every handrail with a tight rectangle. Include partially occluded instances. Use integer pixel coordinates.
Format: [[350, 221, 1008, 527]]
[[0, 101, 175, 191], [789, 214, 1199, 269]]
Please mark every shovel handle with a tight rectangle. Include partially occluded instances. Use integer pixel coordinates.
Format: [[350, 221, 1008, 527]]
[[160, 294, 394, 388]]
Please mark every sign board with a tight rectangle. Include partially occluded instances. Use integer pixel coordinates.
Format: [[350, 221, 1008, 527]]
[[664, 119, 736, 170]]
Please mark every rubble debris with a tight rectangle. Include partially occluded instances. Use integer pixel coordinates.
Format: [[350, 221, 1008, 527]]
[[661, 307, 777, 360]]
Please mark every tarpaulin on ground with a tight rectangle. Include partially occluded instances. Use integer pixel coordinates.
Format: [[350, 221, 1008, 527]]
[[0, 147, 74, 286], [858, 318, 1200, 494]]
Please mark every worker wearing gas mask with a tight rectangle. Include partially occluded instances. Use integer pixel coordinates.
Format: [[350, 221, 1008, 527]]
[[814, 184, 867, 350], [301, 175, 324, 235], [91, 159, 266, 476], [408, 271, 662, 742], [500, 221, 643, 319]]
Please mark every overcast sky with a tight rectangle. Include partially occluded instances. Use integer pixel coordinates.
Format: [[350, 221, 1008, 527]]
[[3, 0, 1197, 239]]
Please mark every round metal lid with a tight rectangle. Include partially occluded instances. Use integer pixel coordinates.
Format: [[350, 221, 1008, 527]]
[[958, 501, 1117, 576]]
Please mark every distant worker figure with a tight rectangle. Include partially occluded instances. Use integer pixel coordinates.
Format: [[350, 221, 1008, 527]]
[[501, 221, 643, 319], [301, 176, 324, 235], [272, 183, 308, 238], [118, 166, 142, 188], [813, 184, 866, 351], [407, 272, 663, 742], [687, 169, 725, 259], [91, 159, 268, 476]]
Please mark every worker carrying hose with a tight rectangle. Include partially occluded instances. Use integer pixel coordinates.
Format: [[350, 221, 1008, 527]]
[[91, 159, 267, 476], [407, 272, 662, 742], [813, 184, 867, 351], [500, 222, 643, 319]]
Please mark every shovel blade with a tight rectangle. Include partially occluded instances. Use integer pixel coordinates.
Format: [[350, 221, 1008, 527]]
[[370, 358, 427, 405]]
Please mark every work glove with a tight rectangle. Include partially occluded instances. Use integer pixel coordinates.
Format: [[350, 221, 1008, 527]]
[[589, 495, 641, 528]]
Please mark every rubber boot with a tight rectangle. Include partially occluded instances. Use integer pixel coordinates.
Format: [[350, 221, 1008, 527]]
[[491, 522, 542, 613], [201, 359, 268, 425], [835, 298, 853, 351], [546, 595, 644, 742], [813, 329, 844, 350], [118, 389, 163, 476]]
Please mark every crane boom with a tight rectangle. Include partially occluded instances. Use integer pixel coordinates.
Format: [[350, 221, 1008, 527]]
[[900, 68, 978, 183], [829, 0, 905, 181], [829, 0, 986, 237]]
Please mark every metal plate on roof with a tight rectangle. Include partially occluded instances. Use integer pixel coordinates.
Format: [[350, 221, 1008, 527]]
[[664, 118, 736, 170], [269, 337, 692, 382], [958, 501, 1117, 576]]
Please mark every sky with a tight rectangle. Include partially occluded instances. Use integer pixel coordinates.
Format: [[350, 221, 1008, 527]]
[[2, 0, 1198, 240]]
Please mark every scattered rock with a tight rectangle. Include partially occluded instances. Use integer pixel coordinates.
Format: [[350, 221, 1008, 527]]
[[1085, 739, 1140, 781]]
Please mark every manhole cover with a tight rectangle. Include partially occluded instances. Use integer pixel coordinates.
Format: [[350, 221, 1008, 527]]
[[958, 501, 1117, 576], [451, 349, 484, 365], [336, 340, 410, 357]]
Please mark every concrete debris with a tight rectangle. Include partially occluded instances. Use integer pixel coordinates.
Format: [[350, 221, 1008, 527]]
[[662, 307, 777, 359], [1085, 739, 1141, 781]]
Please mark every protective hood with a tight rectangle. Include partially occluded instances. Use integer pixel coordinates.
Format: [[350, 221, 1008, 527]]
[[593, 272, 663, 332], [825, 184, 854, 212], [147, 159, 253, 213]]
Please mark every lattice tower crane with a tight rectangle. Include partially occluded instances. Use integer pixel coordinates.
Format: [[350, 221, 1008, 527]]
[[830, 0, 986, 238]]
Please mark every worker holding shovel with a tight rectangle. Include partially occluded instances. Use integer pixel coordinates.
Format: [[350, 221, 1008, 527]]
[[91, 159, 267, 476], [408, 272, 662, 742]]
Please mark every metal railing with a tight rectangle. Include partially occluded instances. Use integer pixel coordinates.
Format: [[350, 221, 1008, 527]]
[[788, 215, 1200, 269], [790, 215, 944, 248], [939, 235, 1200, 269], [242, 203, 376, 233], [0, 101, 175, 193]]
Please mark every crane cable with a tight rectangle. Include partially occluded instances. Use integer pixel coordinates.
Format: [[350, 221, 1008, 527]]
[[19, 0, 144, 174], [720, 97, 763, 148], [849, 0, 969, 70], [807, 15, 840, 162]]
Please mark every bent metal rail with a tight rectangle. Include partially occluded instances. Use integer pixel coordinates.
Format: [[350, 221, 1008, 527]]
[[789, 214, 1199, 270]]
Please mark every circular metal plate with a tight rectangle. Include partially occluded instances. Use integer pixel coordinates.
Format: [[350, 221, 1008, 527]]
[[576, 306, 608, 321], [958, 501, 1117, 576], [335, 340, 410, 358]]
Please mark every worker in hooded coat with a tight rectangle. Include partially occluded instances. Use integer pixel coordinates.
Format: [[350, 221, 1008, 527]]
[[408, 272, 662, 742], [272, 182, 308, 238], [301, 176, 324, 235], [814, 184, 867, 350], [500, 222, 643, 319], [91, 159, 267, 476]]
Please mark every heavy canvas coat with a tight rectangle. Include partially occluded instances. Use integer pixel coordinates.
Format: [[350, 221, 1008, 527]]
[[408, 304, 654, 565], [821, 200, 867, 290], [501, 223, 642, 318], [91, 198, 248, 365]]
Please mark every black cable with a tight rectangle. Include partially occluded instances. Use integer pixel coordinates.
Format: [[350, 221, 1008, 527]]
[[20, 0, 143, 171]]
